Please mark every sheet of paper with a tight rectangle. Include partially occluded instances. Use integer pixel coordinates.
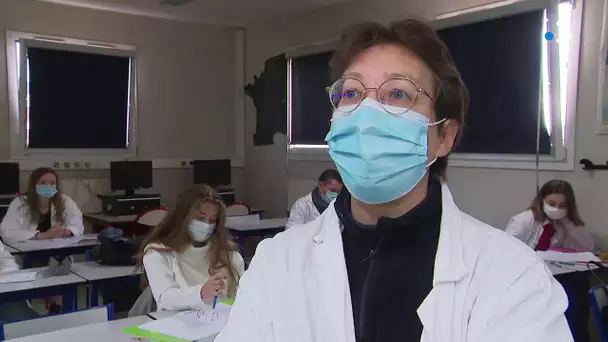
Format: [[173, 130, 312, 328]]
[[139, 304, 231, 340], [0, 271, 37, 284], [537, 250, 601, 263], [25, 236, 85, 249]]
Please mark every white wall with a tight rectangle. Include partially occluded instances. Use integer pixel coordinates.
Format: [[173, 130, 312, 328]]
[[243, 0, 608, 247], [0, 0, 245, 213]]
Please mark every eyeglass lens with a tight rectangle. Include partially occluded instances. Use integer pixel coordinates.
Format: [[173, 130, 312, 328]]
[[329, 77, 419, 114]]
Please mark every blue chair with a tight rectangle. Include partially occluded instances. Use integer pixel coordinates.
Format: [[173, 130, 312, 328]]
[[589, 285, 608, 342], [0, 303, 114, 341]]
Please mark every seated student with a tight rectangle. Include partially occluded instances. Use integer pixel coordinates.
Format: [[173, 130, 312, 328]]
[[505, 179, 593, 252], [0, 167, 84, 243], [0, 241, 38, 322], [286, 169, 343, 229], [505, 179, 593, 342], [139, 184, 245, 311]]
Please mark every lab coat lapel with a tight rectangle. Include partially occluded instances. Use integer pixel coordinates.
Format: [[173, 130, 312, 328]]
[[418, 183, 468, 342], [312, 207, 356, 342]]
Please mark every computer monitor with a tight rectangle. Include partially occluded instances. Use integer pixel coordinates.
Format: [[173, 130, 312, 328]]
[[192, 159, 231, 187], [0, 163, 19, 195], [110, 161, 153, 196]]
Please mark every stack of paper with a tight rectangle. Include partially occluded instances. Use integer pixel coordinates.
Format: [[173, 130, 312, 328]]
[[138, 304, 231, 341], [0, 271, 37, 284], [537, 250, 601, 274]]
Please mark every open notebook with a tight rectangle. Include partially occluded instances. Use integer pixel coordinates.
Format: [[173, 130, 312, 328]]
[[135, 304, 231, 341]]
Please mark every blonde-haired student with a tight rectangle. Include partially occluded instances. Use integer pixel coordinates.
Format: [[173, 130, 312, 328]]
[[138, 184, 244, 311], [0, 167, 84, 243]]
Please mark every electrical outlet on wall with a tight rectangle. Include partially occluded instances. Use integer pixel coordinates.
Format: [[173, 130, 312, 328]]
[[63, 162, 70, 169], [73, 161, 81, 169], [84, 161, 91, 169], [53, 162, 60, 169]]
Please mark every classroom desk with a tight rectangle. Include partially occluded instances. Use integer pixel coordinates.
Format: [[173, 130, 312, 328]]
[[7, 315, 153, 342], [145, 311, 216, 341], [70, 262, 141, 307], [4, 234, 100, 264], [227, 218, 287, 255], [83, 213, 138, 233], [0, 267, 85, 311]]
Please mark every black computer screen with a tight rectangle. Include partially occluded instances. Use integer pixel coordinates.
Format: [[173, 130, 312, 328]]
[[192, 159, 231, 186], [110, 161, 153, 194], [0, 163, 19, 195]]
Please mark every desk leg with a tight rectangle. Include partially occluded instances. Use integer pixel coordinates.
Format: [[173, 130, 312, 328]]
[[91, 284, 99, 307], [61, 290, 76, 312]]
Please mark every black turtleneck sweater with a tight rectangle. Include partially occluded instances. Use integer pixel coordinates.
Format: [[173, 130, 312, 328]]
[[335, 178, 442, 342]]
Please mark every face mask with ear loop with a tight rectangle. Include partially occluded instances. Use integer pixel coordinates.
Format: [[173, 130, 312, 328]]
[[325, 98, 445, 204]]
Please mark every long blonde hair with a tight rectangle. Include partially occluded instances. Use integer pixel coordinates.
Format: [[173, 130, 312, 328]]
[[137, 184, 240, 297], [22, 167, 66, 225]]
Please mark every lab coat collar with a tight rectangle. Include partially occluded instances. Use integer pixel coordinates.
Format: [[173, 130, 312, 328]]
[[311, 183, 468, 341]]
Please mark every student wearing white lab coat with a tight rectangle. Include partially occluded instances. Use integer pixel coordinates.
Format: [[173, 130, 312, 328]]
[[0, 241, 39, 321], [216, 19, 571, 342], [505, 179, 593, 252], [138, 184, 244, 312], [0, 167, 84, 243], [505, 179, 593, 341], [286, 169, 343, 229]]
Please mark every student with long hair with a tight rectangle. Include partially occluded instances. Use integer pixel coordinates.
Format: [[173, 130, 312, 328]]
[[506, 179, 593, 342], [505, 179, 593, 252], [139, 184, 244, 311], [0, 167, 84, 243]]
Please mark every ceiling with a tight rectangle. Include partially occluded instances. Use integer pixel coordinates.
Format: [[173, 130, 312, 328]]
[[36, 0, 355, 27]]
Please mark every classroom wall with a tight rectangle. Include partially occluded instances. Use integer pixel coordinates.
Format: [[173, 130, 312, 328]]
[[0, 0, 245, 213], [243, 0, 608, 247]]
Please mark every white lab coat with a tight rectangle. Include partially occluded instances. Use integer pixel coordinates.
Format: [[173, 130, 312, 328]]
[[0, 195, 84, 243], [216, 183, 572, 342], [505, 209, 594, 251], [143, 243, 245, 311], [286, 193, 320, 229], [0, 241, 18, 273]]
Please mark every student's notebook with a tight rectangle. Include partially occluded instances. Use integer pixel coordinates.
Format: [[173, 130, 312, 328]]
[[125, 303, 231, 341], [0, 271, 37, 284]]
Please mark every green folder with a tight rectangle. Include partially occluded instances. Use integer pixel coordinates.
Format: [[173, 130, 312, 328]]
[[122, 325, 192, 342]]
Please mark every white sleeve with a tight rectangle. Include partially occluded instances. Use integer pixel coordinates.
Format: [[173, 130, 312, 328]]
[[286, 199, 307, 229], [0, 241, 19, 273], [62, 195, 84, 236], [143, 249, 204, 311], [504, 211, 536, 248], [0, 197, 36, 243], [476, 261, 572, 342], [215, 240, 274, 342]]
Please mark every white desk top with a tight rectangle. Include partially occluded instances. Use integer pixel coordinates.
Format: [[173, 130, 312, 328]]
[[70, 262, 141, 281], [83, 213, 138, 223], [5, 244, 18, 254], [7, 315, 152, 342], [0, 267, 86, 295], [6, 234, 100, 253], [227, 217, 287, 232]]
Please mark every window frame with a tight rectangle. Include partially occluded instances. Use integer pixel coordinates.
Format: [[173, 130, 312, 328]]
[[286, 0, 582, 172], [5, 30, 138, 160]]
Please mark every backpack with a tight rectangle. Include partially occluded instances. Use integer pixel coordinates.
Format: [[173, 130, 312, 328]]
[[90, 228, 144, 266]]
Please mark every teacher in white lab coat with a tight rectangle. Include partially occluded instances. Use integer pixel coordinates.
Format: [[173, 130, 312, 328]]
[[216, 19, 571, 342], [0, 167, 84, 243], [286, 169, 343, 229]]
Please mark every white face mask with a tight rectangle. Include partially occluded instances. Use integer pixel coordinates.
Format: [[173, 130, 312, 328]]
[[188, 220, 215, 242], [543, 203, 567, 220]]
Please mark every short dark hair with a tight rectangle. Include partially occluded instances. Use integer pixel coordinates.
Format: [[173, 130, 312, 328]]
[[530, 179, 584, 226], [330, 19, 469, 178], [318, 169, 342, 183]]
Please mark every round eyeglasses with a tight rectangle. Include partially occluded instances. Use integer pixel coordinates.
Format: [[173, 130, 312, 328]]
[[327, 76, 434, 116]]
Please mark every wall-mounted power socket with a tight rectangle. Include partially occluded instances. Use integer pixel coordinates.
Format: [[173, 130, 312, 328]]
[[63, 162, 71, 169], [84, 161, 91, 169], [73, 161, 81, 169], [53, 162, 60, 169]]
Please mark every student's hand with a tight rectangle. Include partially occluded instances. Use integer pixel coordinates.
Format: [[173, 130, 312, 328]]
[[200, 272, 227, 300], [37, 228, 64, 240]]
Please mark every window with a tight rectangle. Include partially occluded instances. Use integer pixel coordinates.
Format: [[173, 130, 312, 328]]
[[287, 0, 581, 171], [5, 31, 137, 159]]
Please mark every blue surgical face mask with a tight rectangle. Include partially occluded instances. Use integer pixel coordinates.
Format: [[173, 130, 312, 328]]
[[188, 220, 215, 242], [322, 190, 338, 204], [325, 98, 443, 204], [36, 184, 57, 199]]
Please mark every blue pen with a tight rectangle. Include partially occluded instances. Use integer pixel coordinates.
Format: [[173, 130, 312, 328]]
[[212, 296, 217, 309]]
